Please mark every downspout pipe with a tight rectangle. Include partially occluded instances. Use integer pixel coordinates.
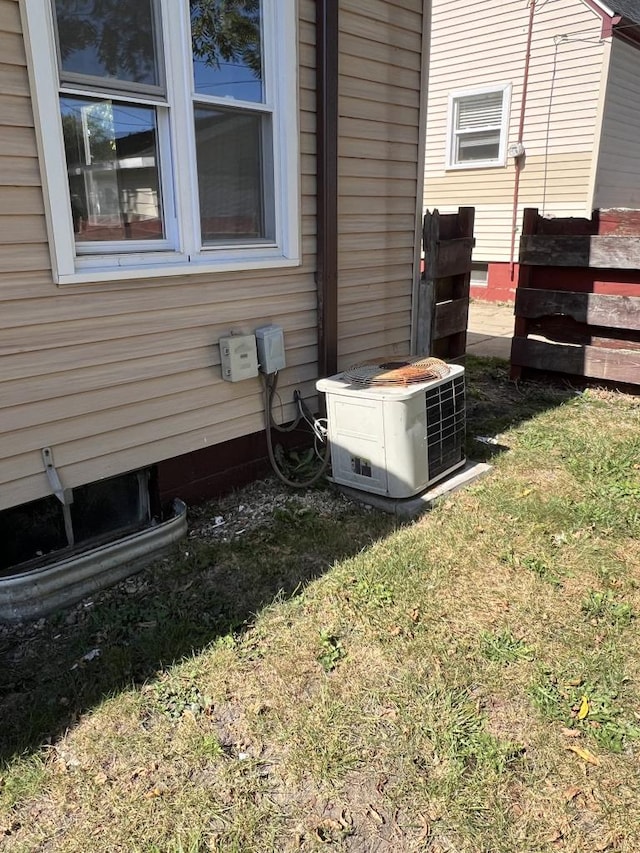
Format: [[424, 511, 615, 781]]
[[316, 0, 339, 379], [510, 0, 536, 280]]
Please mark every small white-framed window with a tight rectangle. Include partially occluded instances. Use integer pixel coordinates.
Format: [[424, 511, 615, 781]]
[[20, 0, 300, 285], [446, 84, 511, 170]]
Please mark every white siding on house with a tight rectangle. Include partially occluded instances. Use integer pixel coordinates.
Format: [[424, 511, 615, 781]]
[[0, 0, 425, 512], [424, 0, 606, 263], [593, 37, 640, 209]]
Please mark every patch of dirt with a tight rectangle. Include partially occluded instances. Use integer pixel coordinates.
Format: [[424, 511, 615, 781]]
[[188, 478, 360, 543]]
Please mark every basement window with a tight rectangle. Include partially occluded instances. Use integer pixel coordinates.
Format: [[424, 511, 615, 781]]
[[446, 84, 511, 169], [470, 262, 489, 287], [0, 469, 154, 576]]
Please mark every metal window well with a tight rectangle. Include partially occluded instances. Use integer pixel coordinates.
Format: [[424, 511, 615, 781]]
[[316, 361, 466, 499], [0, 499, 187, 624]]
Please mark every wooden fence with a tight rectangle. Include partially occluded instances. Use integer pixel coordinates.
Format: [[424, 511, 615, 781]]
[[416, 207, 474, 359], [511, 208, 640, 387]]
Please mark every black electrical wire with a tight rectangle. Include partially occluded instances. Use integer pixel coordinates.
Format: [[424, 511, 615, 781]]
[[262, 372, 330, 488]]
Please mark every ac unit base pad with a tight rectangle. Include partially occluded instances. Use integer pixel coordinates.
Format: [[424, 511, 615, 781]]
[[334, 460, 492, 519]]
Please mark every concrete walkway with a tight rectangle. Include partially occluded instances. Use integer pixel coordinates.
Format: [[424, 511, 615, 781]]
[[466, 301, 515, 359]]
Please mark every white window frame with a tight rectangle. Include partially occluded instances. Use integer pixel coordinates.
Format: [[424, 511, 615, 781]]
[[446, 83, 511, 171], [20, 0, 301, 285]]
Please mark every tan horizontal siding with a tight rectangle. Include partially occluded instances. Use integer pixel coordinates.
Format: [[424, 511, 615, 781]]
[[0, 60, 29, 96], [337, 0, 422, 365], [0, 0, 20, 33], [424, 0, 605, 262], [1, 1, 425, 511], [0, 185, 42, 215], [0, 92, 32, 126], [0, 298, 317, 379], [3, 344, 319, 462], [0, 154, 41, 185], [0, 7, 319, 510], [1, 341, 318, 445]]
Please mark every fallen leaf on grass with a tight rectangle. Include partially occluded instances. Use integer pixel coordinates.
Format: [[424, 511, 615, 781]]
[[376, 774, 389, 794], [315, 819, 343, 842], [143, 786, 164, 799], [339, 810, 353, 831], [564, 785, 582, 802], [577, 696, 590, 720], [546, 828, 564, 844], [561, 727, 582, 738], [566, 744, 600, 766], [367, 805, 385, 825], [417, 814, 431, 842]]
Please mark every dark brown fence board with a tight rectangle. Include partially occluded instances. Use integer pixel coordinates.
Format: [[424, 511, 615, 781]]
[[512, 337, 640, 384], [434, 238, 475, 278], [515, 288, 640, 330], [525, 317, 640, 349], [520, 235, 640, 269], [434, 298, 470, 340], [417, 207, 474, 358]]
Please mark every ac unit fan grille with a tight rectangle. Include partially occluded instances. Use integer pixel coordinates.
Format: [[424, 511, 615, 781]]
[[425, 375, 465, 481]]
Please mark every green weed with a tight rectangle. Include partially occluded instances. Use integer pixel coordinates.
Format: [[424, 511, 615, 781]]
[[480, 630, 535, 664], [317, 630, 345, 672], [0, 754, 47, 810], [531, 673, 640, 753], [522, 555, 563, 586], [581, 590, 634, 627], [151, 678, 213, 720]]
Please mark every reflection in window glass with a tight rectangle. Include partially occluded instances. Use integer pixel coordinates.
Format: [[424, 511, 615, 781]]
[[54, 0, 159, 86], [456, 131, 501, 163], [195, 107, 272, 244], [60, 96, 164, 242], [191, 0, 263, 102]]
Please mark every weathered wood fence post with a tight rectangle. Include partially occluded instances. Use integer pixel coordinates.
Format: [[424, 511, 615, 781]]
[[416, 206, 475, 359]]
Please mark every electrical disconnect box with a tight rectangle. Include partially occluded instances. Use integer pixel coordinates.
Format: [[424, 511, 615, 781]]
[[219, 334, 259, 382], [255, 324, 286, 374]]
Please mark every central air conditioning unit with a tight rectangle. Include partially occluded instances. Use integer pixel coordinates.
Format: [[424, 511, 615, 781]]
[[316, 358, 466, 499]]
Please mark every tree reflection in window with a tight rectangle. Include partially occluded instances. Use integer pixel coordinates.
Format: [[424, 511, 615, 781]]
[[54, 0, 159, 86], [191, 0, 263, 102]]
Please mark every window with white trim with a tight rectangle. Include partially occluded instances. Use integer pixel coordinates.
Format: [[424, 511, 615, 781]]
[[446, 84, 511, 169], [21, 0, 300, 284]]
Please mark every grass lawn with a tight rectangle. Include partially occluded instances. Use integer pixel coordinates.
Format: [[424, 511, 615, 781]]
[[1, 357, 639, 852]]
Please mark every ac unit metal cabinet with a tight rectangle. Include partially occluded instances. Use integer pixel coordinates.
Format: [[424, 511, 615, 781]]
[[316, 365, 466, 499]]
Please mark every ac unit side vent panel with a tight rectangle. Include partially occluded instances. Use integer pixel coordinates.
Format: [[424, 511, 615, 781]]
[[425, 375, 465, 482]]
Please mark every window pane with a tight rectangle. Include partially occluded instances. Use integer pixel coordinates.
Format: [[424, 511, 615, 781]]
[[456, 130, 501, 163], [71, 471, 149, 542], [54, 0, 159, 86], [191, 0, 263, 102], [61, 96, 164, 242], [194, 107, 273, 243]]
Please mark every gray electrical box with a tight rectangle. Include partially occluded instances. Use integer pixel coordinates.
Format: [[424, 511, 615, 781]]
[[255, 324, 286, 374], [219, 334, 259, 382]]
